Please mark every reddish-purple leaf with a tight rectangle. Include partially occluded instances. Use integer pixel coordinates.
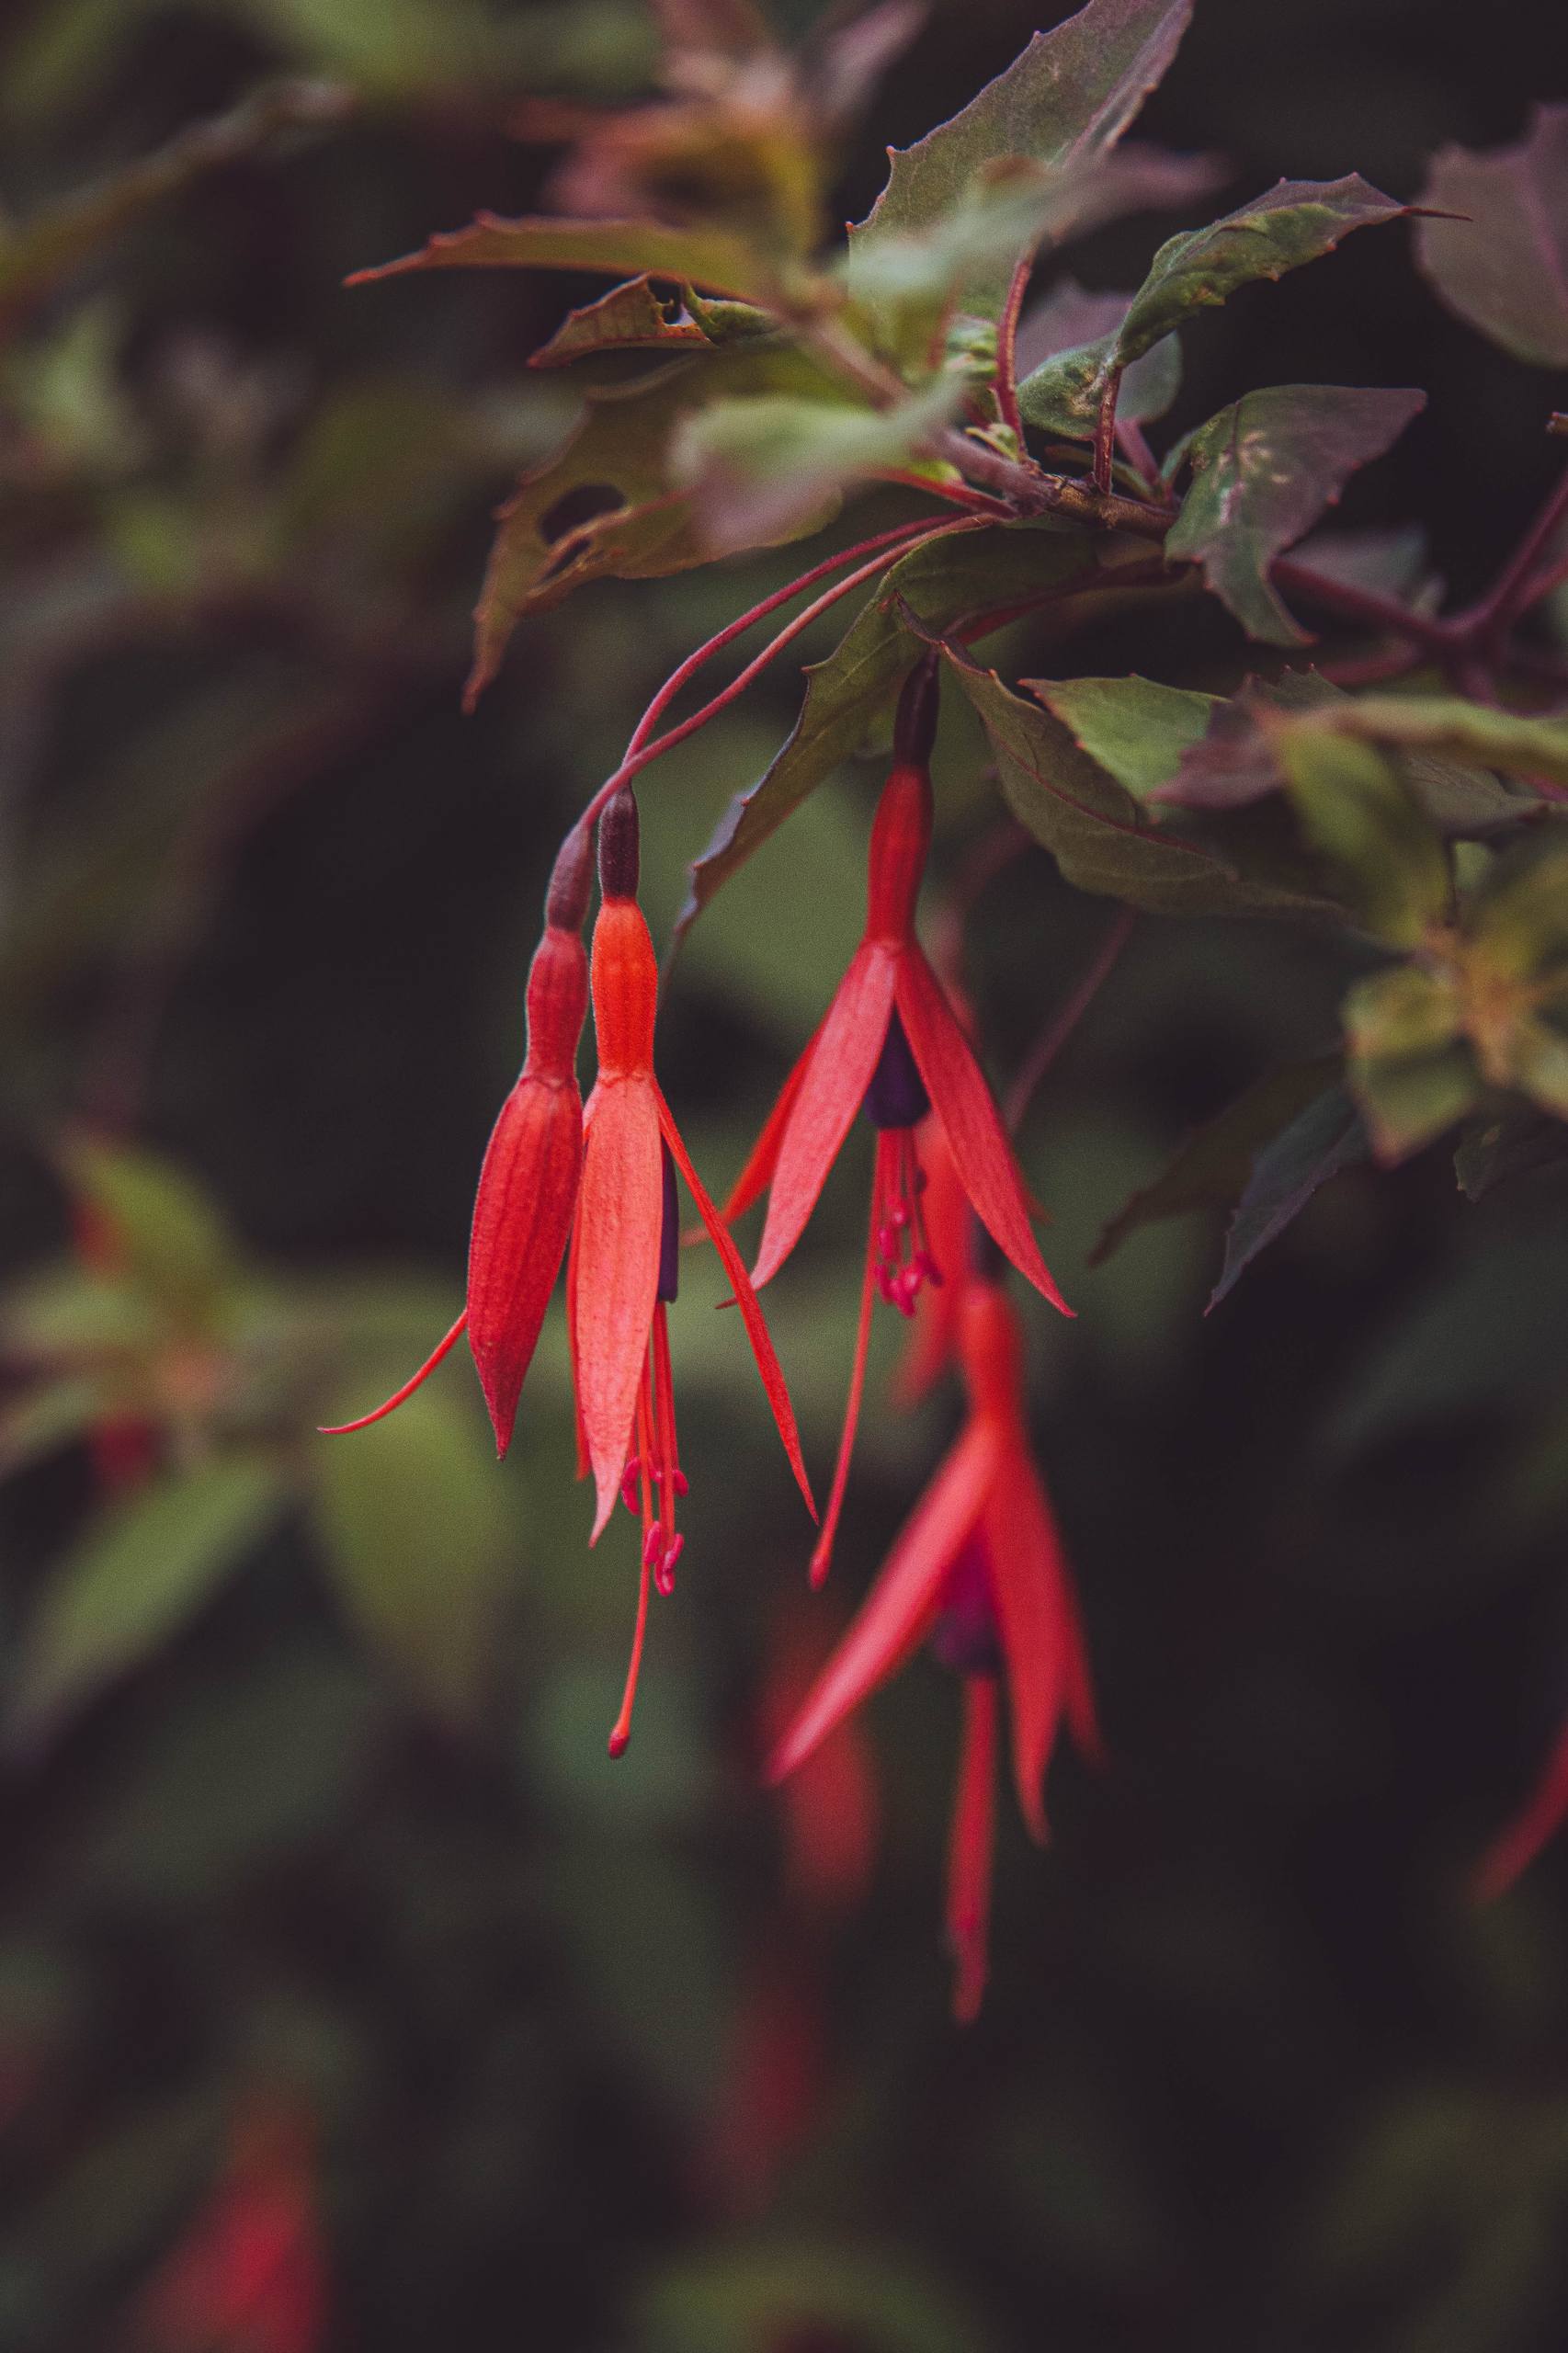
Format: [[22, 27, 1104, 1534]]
[[1417, 106, 1568, 369]]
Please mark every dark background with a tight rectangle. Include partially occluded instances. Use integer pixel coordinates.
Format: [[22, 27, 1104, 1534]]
[[2, 1, 1567, 2347]]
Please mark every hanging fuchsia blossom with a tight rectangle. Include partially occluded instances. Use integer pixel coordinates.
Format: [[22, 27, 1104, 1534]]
[[769, 1242, 1098, 2022], [324, 828, 592, 1455], [723, 658, 1069, 1583]]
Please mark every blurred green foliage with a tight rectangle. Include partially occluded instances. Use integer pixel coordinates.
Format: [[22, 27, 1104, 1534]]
[[0, 2, 1567, 2350]]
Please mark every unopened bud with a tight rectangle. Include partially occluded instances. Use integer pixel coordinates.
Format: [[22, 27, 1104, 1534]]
[[892, 654, 940, 769], [597, 787, 640, 900], [546, 824, 593, 932]]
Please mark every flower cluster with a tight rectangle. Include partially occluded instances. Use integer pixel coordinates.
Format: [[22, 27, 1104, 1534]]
[[328, 658, 1096, 2014]]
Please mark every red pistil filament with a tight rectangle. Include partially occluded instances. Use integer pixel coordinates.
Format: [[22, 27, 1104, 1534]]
[[870, 1127, 939, 1320], [608, 1142, 687, 1759]]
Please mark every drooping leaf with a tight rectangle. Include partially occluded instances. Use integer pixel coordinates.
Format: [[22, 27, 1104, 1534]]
[[1343, 962, 1478, 1164], [1090, 1052, 1341, 1265], [1016, 279, 1182, 440], [1017, 177, 1409, 438], [9, 1455, 288, 1745], [347, 213, 782, 306], [847, 0, 1193, 320], [1288, 695, 1568, 790], [1416, 106, 1568, 369], [674, 522, 1101, 942], [1029, 675, 1216, 800], [0, 79, 352, 343], [1165, 384, 1426, 643], [1209, 1082, 1368, 1309], [932, 638, 1281, 916], [310, 1389, 518, 1726], [464, 341, 849, 702], [672, 380, 961, 551]]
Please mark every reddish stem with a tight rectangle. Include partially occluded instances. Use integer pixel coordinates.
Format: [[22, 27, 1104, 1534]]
[[1454, 458, 1568, 646], [994, 255, 1033, 446], [1004, 906, 1137, 1134], [1092, 367, 1123, 498], [623, 518, 942, 760]]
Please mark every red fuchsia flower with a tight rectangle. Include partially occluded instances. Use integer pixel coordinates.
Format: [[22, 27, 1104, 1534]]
[[131, 2095, 325, 2353], [1475, 1719, 1568, 1900], [723, 657, 1069, 1584], [574, 787, 814, 1754], [767, 1238, 1098, 2023], [323, 827, 593, 1454]]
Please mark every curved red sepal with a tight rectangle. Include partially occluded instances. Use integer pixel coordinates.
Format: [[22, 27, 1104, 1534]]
[[466, 1074, 583, 1456], [317, 1310, 469, 1435], [947, 1674, 998, 2026], [983, 1447, 1072, 1843], [1476, 1720, 1568, 1900], [573, 1077, 664, 1540], [896, 949, 1072, 1316], [654, 1085, 816, 1522], [718, 1014, 824, 1229], [767, 1422, 997, 1787], [752, 943, 898, 1290]]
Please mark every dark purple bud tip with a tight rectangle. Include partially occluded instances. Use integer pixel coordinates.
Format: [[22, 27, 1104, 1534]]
[[597, 788, 640, 900], [968, 1217, 1008, 1284], [892, 653, 940, 770], [547, 824, 593, 933]]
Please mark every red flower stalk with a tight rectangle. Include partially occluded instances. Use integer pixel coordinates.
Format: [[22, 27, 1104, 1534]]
[[323, 827, 592, 1454], [574, 787, 814, 1756], [723, 657, 1069, 1584], [767, 1243, 1098, 2023], [1475, 1719, 1568, 1900]]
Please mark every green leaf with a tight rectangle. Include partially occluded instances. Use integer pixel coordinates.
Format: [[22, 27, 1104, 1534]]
[[847, 0, 1193, 320], [0, 1377, 102, 1477], [465, 341, 849, 701], [1118, 176, 1408, 365], [1276, 731, 1451, 949], [1029, 674, 1216, 800], [1292, 695, 1568, 789], [310, 1390, 518, 1726], [1344, 962, 1479, 1163], [1016, 281, 1182, 441], [0, 79, 351, 343], [1166, 385, 1426, 644], [934, 638, 1314, 916], [674, 521, 1100, 941], [1090, 1053, 1342, 1265], [347, 213, 782, 306], [672, 381, 960, 551], [9, 1455, 287, 1744], [59, 1136, 238, 1324], [1417, 107, 1568, 369], [1210, 1082, 1368, 1308], [528, 277, 763, 369]]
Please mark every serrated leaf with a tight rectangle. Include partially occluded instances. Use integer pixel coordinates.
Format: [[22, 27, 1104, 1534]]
[[528, 277, 716, 369], [1344, 962, 1478, 1163], [1029, 674, 1216, 799], [674, 521, 1100, 942], [934, 639, 1270, 915], [1091, 1052, 1341, 1265], [1016, 285, 1181, 440], [672, 380, 960, 551], [1275, 731, 1450, 949], [9, 1455, 287, 1744], [848, 0, 1192, 321], [1209, 1082, 1368, 1309], [310, 1391, 517, 1726], [0, 79, 350, 343], [1166, 384, 1426, 644], [1017, 176, 1408, 435], [466, 341, 848, 701], [347, 213, 781, 305], [1417, 106, 1568, 369]]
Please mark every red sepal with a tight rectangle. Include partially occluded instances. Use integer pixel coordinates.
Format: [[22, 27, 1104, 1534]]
[[466, 1073, 582, 1455], [752, 942, 898, 1290], [574, 1076, 664, 1539]]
